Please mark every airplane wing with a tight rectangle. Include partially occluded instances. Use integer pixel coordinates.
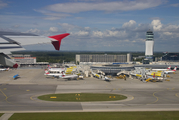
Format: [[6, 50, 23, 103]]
[[0, 31, 70, 68]]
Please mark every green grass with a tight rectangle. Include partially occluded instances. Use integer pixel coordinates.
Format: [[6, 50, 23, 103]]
[[9, 112, 179, 120], [0, 113, 3, 117], [38, 93, 127, 102]]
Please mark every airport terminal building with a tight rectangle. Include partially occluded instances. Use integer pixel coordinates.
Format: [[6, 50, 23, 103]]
[[76, 53, 132, 64], [10, 54, 48, 67], [162, 52, 179, 61]]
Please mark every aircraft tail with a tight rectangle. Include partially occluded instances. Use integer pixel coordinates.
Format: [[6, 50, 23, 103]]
[[49, 33, 70, 50], [48, 65, 51, 70], [45, 69, 49, 74], [173, 66, 177, 71], [153, 73, 155, 78], [167, 66, 171, 70]]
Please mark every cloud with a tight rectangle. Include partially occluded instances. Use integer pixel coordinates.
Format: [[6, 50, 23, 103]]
[[122, 20, 136, 29], [49, 27, 59, 32], [34, 9, 71, 20], [58, 23, 78, 30], [35, 0, 166, 20], [11, 25, 20, 28], [2, 16, 179, 52], [151, 19, 179, 32], [92, 31, 103, 38], [84, 27, 90, 30], [151, 19, 162, 31], [0, 0, 7, 9], [72, 30, 89, 36], [26, 28, 41, 35], [44, 0, 165, 13], [170, 3, 179, 7], [163, 32, 172, 36], [163, 24, 179, 32]]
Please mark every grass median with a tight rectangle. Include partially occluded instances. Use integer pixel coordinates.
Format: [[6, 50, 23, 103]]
[[9, 112, 179, 120], [38, 93, 127, 102], [0, 113, 3, 117]]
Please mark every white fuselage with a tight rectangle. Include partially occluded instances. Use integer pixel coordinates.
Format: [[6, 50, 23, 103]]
[[152, 69, 169, 71], [0, 69, 6, 71], [153, 67, 177, 74], [61, 74, 78, 80], [44, 69, 65, 78]]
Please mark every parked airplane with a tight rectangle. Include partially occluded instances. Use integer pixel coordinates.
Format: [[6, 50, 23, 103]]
[[146, 71, 165, 77], [130, 72, 142, 78], [153, 66, 177, 74], [0, 67, 9, 71], [47, 65, 77, 74], [48, 65, 66, 71], [0, 31, 70, 68], [130, 67, 167, 79], [65, 66, 77, 74], [45, 65, 79, 78], [145, 73, 166, 82], [61, 74, 79, 80], [91, 70, 110, 81], [44, 69, 65, 78], [152, 66, 171, 71], [164, 66, 177, 74]]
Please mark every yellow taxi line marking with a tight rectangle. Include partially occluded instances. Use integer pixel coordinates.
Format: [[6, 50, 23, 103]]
[[0, 89, 11, 103], [175, 93, 179, 98], [167, 87, 175, 91], [148, 91, 159, 104]]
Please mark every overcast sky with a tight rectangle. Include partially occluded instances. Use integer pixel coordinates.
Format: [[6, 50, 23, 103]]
[[0, 0, 179, 52]]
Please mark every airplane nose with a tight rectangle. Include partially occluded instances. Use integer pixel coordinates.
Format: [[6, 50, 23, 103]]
[[13, 63, 18, 68]]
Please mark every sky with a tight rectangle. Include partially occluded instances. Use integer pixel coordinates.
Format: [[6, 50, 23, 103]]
[[0, 0, 179, 52]]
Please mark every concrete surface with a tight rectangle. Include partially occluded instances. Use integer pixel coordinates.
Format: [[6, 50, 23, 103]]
[[0, 68, 179, 113]]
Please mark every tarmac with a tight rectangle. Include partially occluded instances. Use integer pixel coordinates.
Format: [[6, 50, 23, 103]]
[[0, 68, 179, 114]]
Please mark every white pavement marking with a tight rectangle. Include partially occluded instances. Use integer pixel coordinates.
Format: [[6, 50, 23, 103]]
[[0, 113, 13, 120]]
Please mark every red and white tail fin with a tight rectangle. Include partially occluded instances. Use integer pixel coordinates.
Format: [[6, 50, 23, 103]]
[[49, 33, 70, 50], [153, 73, 155, 78], [48, 65, 51, 70], [167, 66, 171, 70], [13, 63, 18, 68], [45, 69, 49, 74], [173, 66, 177, 71]]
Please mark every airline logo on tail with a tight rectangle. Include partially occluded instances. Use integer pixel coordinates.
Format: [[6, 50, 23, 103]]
[[173, 66, 177, 71], [45, 69, 49, 74], [48, 65, 51, 70], [167, 66, 171, 70]]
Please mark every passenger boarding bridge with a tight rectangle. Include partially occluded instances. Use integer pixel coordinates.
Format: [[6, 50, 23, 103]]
[[90, 64, 178, 75]]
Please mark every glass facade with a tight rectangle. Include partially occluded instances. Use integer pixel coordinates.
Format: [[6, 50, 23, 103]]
[[76, 54, 127, 63], [162, 52, 179, 61], [146, 30, 154, 41]]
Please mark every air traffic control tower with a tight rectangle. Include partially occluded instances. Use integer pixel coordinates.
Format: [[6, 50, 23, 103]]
[[145, 30, 154, 62]]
